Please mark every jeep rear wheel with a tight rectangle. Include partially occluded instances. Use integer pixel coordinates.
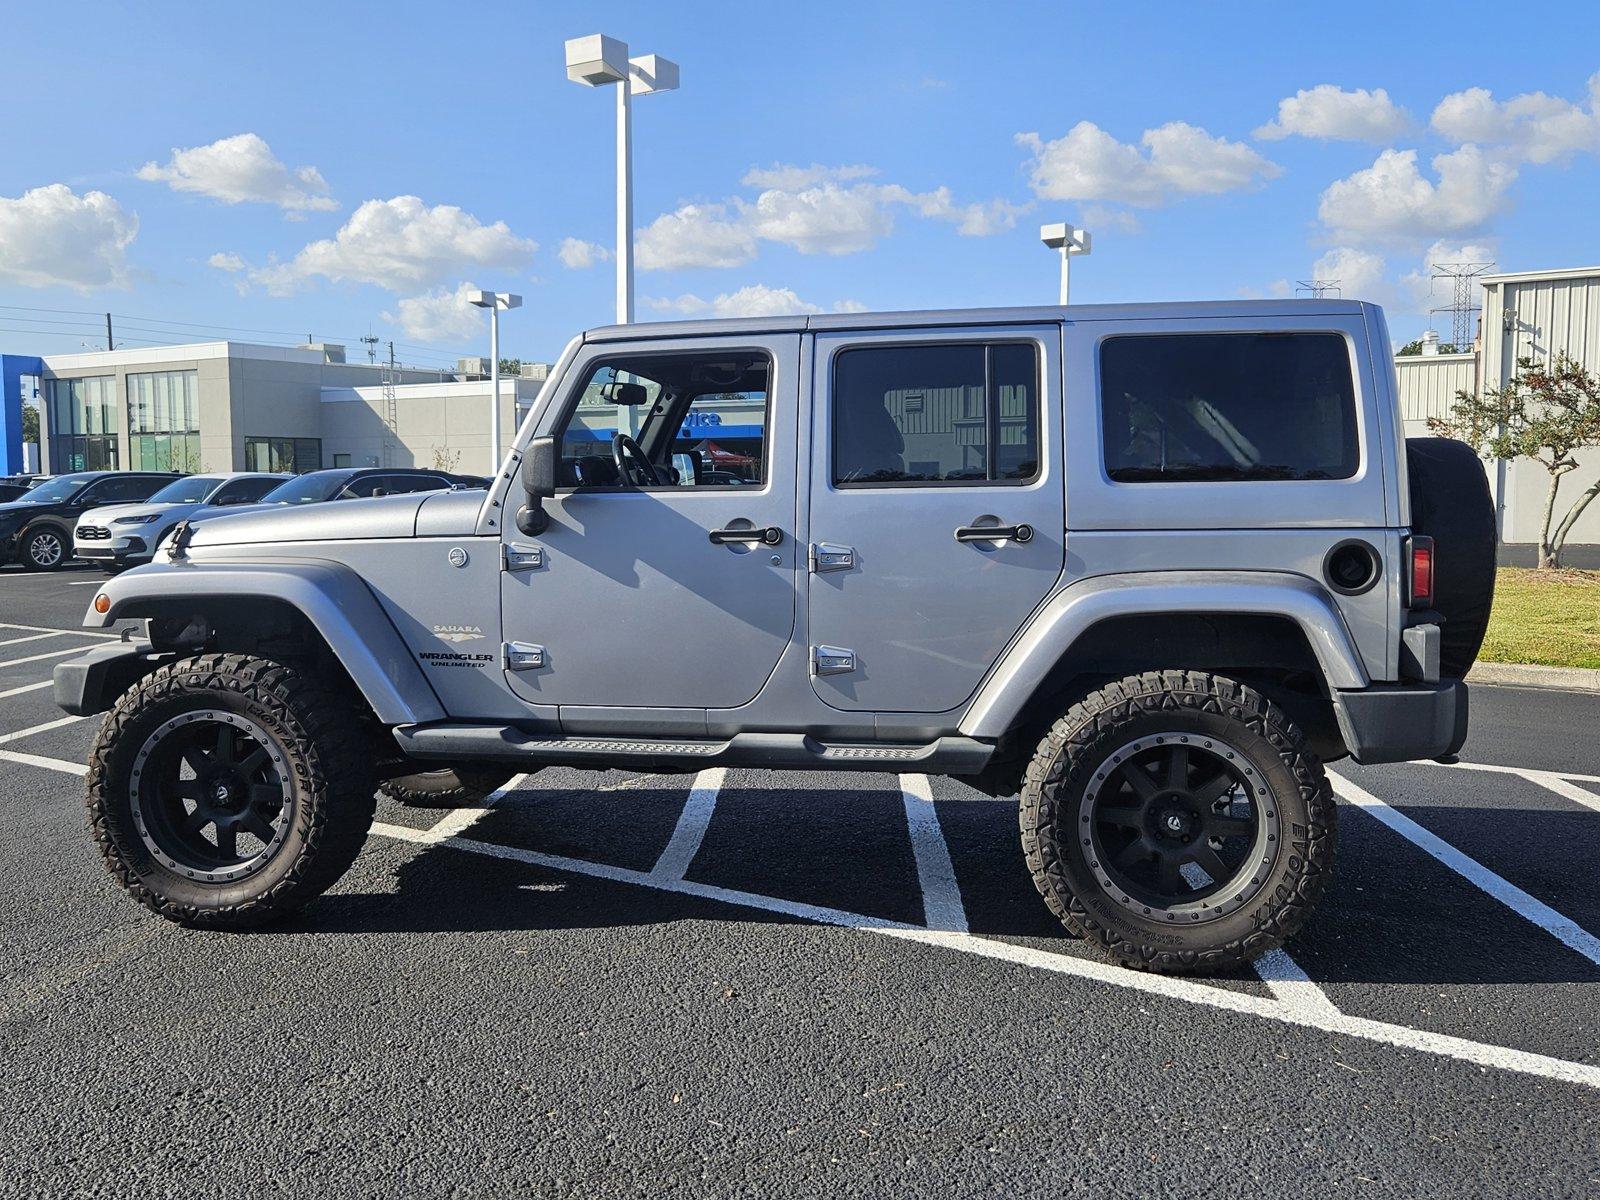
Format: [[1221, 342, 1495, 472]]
[[86, 653, 376, 928], [379, 765, 518, 808], [1020, 670, 1336, 973]]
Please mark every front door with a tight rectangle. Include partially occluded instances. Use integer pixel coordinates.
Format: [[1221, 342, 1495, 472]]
[[807, 325, 1065, 712], [501, 334, 799, 711]]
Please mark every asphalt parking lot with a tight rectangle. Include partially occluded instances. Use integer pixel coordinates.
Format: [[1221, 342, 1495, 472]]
[[1, 564, 1597, 1197]]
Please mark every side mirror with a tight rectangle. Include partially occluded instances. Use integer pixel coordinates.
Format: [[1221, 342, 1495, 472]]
[[371, 487, 390, 498], [517, 435, 557, 535]]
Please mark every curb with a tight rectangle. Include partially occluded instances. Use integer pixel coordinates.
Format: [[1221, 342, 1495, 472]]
[[1467, 661, 1600, 693]]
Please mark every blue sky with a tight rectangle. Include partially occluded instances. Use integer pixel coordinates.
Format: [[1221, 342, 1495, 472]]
[[2, 0, 1598, 369]]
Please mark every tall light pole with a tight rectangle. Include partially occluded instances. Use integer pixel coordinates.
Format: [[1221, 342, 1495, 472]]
[[467, 290, 522, 472], [1040, 222, 1092, 304], [565, 35, 679, 324]]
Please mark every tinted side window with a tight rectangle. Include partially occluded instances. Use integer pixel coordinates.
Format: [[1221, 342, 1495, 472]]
[[1100, 333, 1358, 483], [213, 477, 280, 505], [832, 343, 1039, 485], [83, 476, 165, 504]]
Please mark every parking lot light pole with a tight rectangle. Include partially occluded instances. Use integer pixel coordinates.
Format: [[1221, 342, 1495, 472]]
[[1039, 222, 1092, 304], [467, 290, 522, 472], [564, 35, 680, 324]]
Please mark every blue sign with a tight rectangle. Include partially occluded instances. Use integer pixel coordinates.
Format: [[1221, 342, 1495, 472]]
[[1, 355, 42, 476]]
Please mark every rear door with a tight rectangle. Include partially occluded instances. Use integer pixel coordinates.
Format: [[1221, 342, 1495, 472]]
[[807, 324, 1065, 712]]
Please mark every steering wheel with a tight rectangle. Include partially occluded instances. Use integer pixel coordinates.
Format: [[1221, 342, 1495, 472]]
[[611, 433, 661, 487]]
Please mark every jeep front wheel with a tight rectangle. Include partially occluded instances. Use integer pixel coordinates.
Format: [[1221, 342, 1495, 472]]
[[1020, 670, 1336, 973], [86, 654, 377, 928]]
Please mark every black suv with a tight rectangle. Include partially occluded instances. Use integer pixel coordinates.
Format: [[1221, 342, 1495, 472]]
[[0, 472, 176, 570]]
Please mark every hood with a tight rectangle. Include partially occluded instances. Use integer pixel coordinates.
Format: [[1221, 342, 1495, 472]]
[[188, 493, 431, 549], [80, 501, 177, 524]]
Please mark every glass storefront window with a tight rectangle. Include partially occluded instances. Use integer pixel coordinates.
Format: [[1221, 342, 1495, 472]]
[[245, 437, 322, 474], [128, 370, 201, 472], [46, 376, 118, 471]]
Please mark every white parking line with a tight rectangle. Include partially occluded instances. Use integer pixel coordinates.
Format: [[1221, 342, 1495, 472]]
[[366, 819, 1600, 1092], [651, 768, 726, 881], [67, 581, 102, 587], [0, 622, 117, 640], [1442, 759, 1600, 787], [900, 773, 969, 934], [419, 774, 528, 842], [1522, 772, 1600, 816], [0, 714, 87, 746], [0, 646, 98, 669], [0, 748, 85, 776], [1253, 947, 1342, 1020], [0, 631, 72, 648], [1330, 770, 1600, 967], [0, 680, 54, 701]]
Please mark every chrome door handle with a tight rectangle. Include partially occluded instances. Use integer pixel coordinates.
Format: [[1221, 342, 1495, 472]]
[[954, 523, 1033, 543], [709, 525, 783, 546]]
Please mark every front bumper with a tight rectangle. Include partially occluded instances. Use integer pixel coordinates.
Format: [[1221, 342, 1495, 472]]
[[1333, 680, 1468, 765], [74, 532, 150, 564], [53, 640, 168, 716]]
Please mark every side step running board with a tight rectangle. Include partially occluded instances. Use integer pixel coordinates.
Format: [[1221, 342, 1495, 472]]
[[393, 724, 994, 774]]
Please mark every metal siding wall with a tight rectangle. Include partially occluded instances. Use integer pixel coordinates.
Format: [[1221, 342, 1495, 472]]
[[1393, 354, 1476, 430]]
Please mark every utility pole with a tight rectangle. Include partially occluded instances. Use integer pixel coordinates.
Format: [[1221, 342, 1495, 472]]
[[360, 334, 379, 364], [105, 313, 113, 351]]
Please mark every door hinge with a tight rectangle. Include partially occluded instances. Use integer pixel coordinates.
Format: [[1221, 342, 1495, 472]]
[[503, 641, 546, 671], [812, 645, 857, 676], [502, 543, 545, 571], [809, 542, 855, 573]]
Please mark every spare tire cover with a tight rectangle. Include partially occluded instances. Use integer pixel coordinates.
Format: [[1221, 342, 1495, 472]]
[[1406, 437, 1497, 678]]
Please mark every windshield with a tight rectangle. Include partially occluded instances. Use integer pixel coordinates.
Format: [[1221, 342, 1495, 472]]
[[259, 473, 344, 505], [149, 476, 225, 505], [10, 475, 90, 504]]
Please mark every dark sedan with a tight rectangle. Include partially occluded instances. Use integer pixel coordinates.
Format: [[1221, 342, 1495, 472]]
[[0, 472, 176, 570]]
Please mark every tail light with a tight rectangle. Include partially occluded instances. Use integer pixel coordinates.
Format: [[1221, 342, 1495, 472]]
[[1407, 535, 1435, 609]]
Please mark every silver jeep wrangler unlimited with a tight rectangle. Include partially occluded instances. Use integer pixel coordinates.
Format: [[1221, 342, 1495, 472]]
[[57, 300, 1494, 974]]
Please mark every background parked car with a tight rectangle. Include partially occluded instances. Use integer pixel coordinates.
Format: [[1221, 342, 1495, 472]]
[[152, 467, 472, 552], [74, 472, 288, 572], [0, 475, 46, 504], [0, 472, 176, 571]]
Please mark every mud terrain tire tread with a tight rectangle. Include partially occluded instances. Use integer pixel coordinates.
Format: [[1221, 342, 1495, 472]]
[[1019, 670, 1336, 974], [86, 653, 376, 928]]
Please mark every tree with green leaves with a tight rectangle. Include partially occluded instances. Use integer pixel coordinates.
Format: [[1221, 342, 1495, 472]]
[[22, 403, 39, 445], [1397, 338, 1461, 356], [1429, 352, 1600, 568]]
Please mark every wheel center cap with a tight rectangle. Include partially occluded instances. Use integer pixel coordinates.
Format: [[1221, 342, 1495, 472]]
[[212, 781, 233, 805], [1164, 813, 1186, 834]]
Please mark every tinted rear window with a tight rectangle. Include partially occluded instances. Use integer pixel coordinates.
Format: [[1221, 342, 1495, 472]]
[[1100, 333, 1359, 483]]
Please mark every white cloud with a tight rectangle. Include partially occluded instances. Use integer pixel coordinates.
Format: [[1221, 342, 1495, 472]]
[[381, 281, 487, 343], [247, 195, 536, 295], [744, 182, 899, 256], [1431, 74, 1600, 164], [646, 284, 824, 318], [1254, 85, 1410, 142], [557, 237, 611, 269], [740, 163, 876, 190], [1311, 246, 1393, 306], [636, 202, 757, 270], [1316, 145, 1515, 242], [637, 165, 1020, 270], [137, 133, 337, 213], [832, 299, 869, 313], [207, 251, 245, 272], [1016, 121, 1280, 207], [0, 184, 137, 290]]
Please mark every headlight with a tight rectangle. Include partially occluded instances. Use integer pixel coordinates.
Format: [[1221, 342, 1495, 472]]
[[113, 513, 161, 525]]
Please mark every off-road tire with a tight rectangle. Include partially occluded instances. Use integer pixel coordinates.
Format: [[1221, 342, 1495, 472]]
[[86, 653, 377, 928], [379, 766, 517, 808], [1020, 670, 1337, 973], [20, 525, 67, 571]]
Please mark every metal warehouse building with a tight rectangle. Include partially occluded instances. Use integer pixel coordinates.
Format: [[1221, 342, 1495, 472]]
[[1394, 264, 1600, 558], [0, 342, 548, 478]]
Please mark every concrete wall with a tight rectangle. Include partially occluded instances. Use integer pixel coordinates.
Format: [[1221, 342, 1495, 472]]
[[319, 381, 537, 475]]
